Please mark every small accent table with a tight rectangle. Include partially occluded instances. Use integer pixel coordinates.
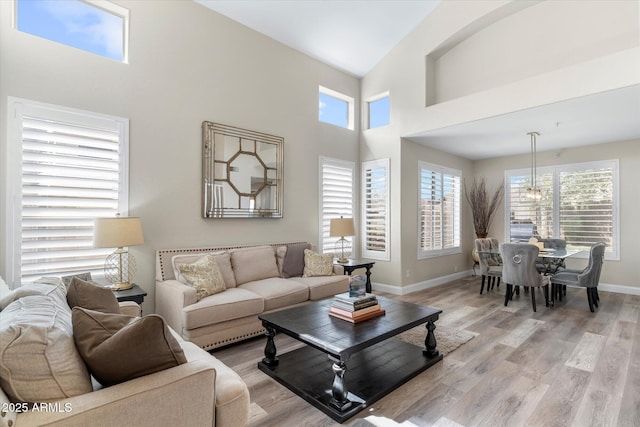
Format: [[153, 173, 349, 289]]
[[111, 284, 147, 305], [335, 259, 375, 293]]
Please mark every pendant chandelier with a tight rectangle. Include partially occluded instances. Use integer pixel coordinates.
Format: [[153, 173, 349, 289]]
[[526, 131, 542, 201]]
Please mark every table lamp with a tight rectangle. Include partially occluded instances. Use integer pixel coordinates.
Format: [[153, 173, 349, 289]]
[[93, 215, 144, 290], [330, 216, 355, 263]]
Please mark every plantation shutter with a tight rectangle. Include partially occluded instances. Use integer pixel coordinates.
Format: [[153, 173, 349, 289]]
[[10, 99, 129, 283], [361, 159, 389, 260], [507, 171, 554, 241], [418, 162, 461, 258], [319, 158, 354, 254]]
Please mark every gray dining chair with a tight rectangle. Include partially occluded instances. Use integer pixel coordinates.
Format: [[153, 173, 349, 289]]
[[500, 243, 549, 312], [474, 238, 502, 294], [536, 238, 568, 272], [550, 242, 605, 312]]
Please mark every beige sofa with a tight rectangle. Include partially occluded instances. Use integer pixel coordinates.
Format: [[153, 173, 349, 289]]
[[0, 278, 249, 427], [155, 242, 349, 350]]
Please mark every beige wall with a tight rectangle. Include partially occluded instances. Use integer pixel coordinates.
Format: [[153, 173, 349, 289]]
[[0, 1, 360, 312], [474, 139, 640, 289]]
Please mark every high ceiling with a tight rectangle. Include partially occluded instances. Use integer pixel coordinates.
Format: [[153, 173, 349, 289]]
[[195, 1, 640, 160]]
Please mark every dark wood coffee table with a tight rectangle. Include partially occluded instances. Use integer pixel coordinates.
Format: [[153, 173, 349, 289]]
[[257, 296, 442, 423]]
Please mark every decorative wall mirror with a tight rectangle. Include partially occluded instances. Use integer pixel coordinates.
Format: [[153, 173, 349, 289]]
[[202, 122, 284, 218]]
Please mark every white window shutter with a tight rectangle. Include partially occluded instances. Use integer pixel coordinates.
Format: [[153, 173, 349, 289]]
[[319, 157, 355, 254], [362, 159, 389, 260]]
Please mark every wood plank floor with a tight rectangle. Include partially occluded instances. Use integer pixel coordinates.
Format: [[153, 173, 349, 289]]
[[213, 276, 640, 427]]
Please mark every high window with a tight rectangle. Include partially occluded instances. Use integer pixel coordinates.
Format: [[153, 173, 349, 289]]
[[6, 98, 129, 284], [506, 159, 619, 259], [16, 0, 129, 62], [418, 161, 461, 258], [318, 86, 354, 130], [361, 159, 389, 260], [319, 157, 355, 254], [367, 93, 390, 129]]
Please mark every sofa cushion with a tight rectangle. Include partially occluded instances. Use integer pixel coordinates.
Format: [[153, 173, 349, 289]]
[[175, 254, 227, 301], [182, 287, 264, 330], [275, 246, 287, 276], [291, 275, 349, 301], [72, 307, 187, 387], [172, 251, 236, 288], [282, 243, 311, 278], [0, 295, 92, 403], [238, 277, 309, 311], [66, 276, 120, 313], [230, 246, 280, 285], [303, 249, 334, 277], [0, 278, 68, 310]]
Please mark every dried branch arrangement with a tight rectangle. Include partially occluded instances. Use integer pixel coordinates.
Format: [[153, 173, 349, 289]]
[[464, 177, 504, 237]]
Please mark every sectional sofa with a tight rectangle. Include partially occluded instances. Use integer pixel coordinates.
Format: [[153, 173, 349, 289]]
[[155, 242, 350, 350]]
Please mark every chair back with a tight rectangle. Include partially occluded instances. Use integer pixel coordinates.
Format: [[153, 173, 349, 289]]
[[538, 238, 567, 249], [579, 242, 605, 288], [474, 238, 501, 275], [499, 243, 543, 288]]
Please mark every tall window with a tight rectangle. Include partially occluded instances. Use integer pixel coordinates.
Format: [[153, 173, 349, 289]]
[[319, 157, 355, 254], [506, 160, 619, 259], [418, 161, 461, 259], [318, 86, 354, 130], [6, 98, 129, 284], [16, 0, 129, 62], [361, 159, 389, 260], [367, 93, 390, 129]]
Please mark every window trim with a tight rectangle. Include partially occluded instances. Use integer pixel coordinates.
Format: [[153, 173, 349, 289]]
[[6, 97, 130, 285], [361, 158, 390, 261], [504, 159, 620, 260], [417, 161, 462, 259], [365, 91, 390, 130], [318, 156, 356, 255], [318, 86, 355, 130]]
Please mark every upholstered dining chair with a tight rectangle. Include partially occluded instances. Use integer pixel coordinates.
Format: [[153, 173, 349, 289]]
[[500, 243, 550, 312], [550, 242, 605, 312], [474, 238, 502, 294]]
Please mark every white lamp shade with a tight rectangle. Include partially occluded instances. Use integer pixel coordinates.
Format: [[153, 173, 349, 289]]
[[330, 217, 355, 237], [93, 217, 144, 248]]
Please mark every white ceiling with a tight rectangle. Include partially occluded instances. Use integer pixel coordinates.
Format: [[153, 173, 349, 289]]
[[195, 0, 640, 160], [194, 0, 441, 78]]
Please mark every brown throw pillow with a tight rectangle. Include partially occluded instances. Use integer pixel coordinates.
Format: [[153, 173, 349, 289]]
[[282, 243, 311, 278], [72, 307, 186, 387], [67, 277, 120, 314]]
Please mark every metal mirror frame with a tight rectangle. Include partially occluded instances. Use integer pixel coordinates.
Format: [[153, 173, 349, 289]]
[[202, 121, 284, 218]]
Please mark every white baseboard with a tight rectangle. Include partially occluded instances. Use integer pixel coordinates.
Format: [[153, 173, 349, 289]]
[[372, 270, 473, 296], [372, 275, 640, 296]]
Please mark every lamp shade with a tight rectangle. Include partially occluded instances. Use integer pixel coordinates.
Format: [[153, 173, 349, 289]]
[[93, 216, 144, 248], [330, 217, 355, 237]]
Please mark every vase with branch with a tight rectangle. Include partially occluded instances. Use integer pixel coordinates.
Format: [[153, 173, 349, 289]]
[[464, 177, 504, 238]]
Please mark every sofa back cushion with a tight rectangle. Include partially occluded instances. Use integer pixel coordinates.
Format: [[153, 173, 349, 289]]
[[230, 246, 280, 285], [0, 295, 92, 402], [172, 252, 236, 288]]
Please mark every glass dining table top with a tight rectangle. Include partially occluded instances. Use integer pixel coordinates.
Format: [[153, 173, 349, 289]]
[[477, 247, 581, 259]]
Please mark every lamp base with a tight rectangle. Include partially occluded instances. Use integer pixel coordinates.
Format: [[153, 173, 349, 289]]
[[109, 282, 133, 291], [336, 257, 348, 264]]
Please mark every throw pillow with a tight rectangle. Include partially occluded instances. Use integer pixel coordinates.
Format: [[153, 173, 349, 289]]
[[303, 249, 334, 277], [72, 307, 187, 387], [66, 276, 120, 314], [175, 254, 226, 301], [282, 243, 311, 278], [171, 251, 236, 288]]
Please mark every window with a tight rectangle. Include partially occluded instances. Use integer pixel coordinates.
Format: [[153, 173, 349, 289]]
[[362, 159, 389, 260], [367, 93, 390, 129], [6, 98, 129, 285], [318, 86, 354, 130], [16, 0, 129, 62], [506, 160, 619, 259], [418, 162, 461, 258], [319, 157, 355, 254]]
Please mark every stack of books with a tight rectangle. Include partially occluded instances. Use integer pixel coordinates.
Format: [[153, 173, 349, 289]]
[[329, 292, 385, 323]]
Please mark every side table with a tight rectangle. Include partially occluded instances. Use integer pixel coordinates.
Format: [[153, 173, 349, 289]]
[[335, 259, 375, 293], [111, 284, 147, 305]]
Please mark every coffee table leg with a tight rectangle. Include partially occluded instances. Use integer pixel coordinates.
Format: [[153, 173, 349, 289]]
[[329, 357, 352, 411], [262, 326, 279, 367], [423, 320, 440, 358]]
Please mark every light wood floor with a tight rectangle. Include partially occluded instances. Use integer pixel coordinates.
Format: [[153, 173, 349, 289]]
[[214, 275, 640, 427]]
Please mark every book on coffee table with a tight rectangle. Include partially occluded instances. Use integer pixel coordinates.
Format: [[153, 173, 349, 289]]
[[329, 308, 385, 323]]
